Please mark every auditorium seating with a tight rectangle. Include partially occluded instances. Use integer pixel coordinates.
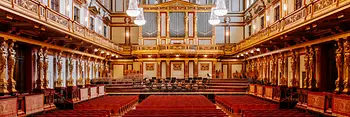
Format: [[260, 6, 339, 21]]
[[124, 95, 227, 117], [216, 95, 278, 114], [74, 96, 138, 115], [35, 110, 110, 117], [242, 109, 316, 117]]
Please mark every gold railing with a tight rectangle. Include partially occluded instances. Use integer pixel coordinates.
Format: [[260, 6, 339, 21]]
[[132, 44, 225, 54], [233, 0, 348, 54], [0, 0, 122, 52]]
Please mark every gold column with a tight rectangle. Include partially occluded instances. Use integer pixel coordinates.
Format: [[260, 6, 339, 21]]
[[67, 54, 74, 87], [166, 60, 170, 78], [335, 39, 344, 92], [194, 60, 198, 77], [7, 41, 17, 92], [344, 39, 350, 93], [43, 48, 49, 89], [279, 53, 287, 86], [304, 47, 310, 88], [55, 52, 63, 87], [0, 41, 9, 94], [308, 47, 316, 89], [212, 60, 217, 79], [37, 48, 44, 89], [184, 60, 189, 78], [291, 51, 297, 87], [85, 58, 91, 85], [157, 60, 161, 78]]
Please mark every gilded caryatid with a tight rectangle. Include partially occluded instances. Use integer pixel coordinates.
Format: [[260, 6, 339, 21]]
[[7, 42, 17, 93], [67, 54, 74, 87], [291, 51, 298, 87], [0, 41, 8, 94], [85, 58, 91, 85], [37, 48, 44, 89], [335, 40, 344, 92], [43, 48, 49, 89], [55, 52, 63, 87], [304, 47, 310, 89], [77, 56, 83, 86], [309, 47, 316, 89], [99, 60, 104, 79], [279, 53, 287, 86], [343, 39, 350, 93]]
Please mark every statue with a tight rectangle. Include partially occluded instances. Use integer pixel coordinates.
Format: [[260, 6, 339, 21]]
[[343, 40, 350, 93], [37, 48, 44, 89], [7, 42, 17, 92], [0, 42, 8, 94], [77, 56, 83, 86], [67, 54, 74, 86], [43, 48, 49, 89], [335, 40, 343, 92], [55, 52, 63, 87], [304, 48, 310, 89]]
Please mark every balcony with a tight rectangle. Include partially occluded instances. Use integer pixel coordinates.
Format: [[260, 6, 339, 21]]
[[233, 0, 350, 54], [0, 0, 121, 53], [131, 44, 225, 55]]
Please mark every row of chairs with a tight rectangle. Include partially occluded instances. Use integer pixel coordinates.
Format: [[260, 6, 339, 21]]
[[216, 95, 278, 114], [124, 109, 228, 117], [35, 110, 110, 117], [242, 109, 316, 117], [74, 96, 138, 115]]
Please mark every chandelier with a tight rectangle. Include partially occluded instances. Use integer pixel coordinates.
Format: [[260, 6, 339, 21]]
[[208, 8, 220, 25], [134, 8, 146, 26], [214, 0, 228, 16], [126, 0, 140, 17]]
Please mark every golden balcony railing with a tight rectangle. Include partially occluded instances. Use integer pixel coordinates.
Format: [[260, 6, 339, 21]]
[[131, 44, 225, 55], [0, 0, 122, 53], [233, 0, 349, 54]]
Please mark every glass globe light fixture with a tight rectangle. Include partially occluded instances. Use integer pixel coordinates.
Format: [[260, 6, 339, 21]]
[[134, 8, 146, 26], [208, 8, 220, 25], [214, 0, 228, 16], [126, 0, 140, 17]]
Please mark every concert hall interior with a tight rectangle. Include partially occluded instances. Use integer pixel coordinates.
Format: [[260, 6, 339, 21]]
[[0, 0, 350, 117]]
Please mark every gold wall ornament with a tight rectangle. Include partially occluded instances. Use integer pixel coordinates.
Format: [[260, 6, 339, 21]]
[[304, 47, 310, 89], [55, 52, 63, 87], [104, 60, 109, 77], [291, 51, 298, 87], [270, 55, 276, 85], [200, 63, 210, 71], [77, 56, 83, 86], [67, 54, 74, 87], [93, 60, 98, 79], [335, 39, 344, 92], [85, 58, 91, 85], [309, 47, 317, 89], [343, 39, 350, 93], [279, 53, 287, 86], [7, 41, 17, 93], [99, 60, 104, 78], [0, 41, 9, 94], [42, 48, 49, 89], [263, 57, 268, 84], [36, 48, 44, 89]]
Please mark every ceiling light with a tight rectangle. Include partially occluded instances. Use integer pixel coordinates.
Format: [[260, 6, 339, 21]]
[[112, 54, 115, 57], [106, 53, 110, 55], [126, 0, 140, 17], [250, 50, 254, 53], [237, 55, 239, 57], [176, 54, 180, 57], [94, 49, 98, 52], [241, 54, 244, 56], [134, 8, 146, 26], [245, 52, 248, 55], [101, 51, 105, 54], [214, 0, 228, 16], [115, 55, 119, 58], [256, 48, 260, 51], [208, 8, 220, 25], [148, 55, 152, 58], [204, 55, 208, 57]]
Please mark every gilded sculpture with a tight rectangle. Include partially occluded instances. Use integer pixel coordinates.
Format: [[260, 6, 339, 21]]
[[67, 54, 74, 86], [271, 55, 277, 85], [77, 56, 83, 86], [280, 53, 287, 86], [335, 40, 343, 92], [304, 47, 310, 89], [0, 41, 8, 94], [37, 48, 44, 89], [291, 51, 298, 87], [7, 42, 17, 92], [43, 48, 49, 89], [55, 52, 63, 87], [343, 39, 350, 93], [309, 47, 316, 89], [85, 58, 91, 85]]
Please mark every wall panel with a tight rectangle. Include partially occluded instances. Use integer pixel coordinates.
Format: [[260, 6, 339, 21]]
[[113, 65, 124, 78], [111, 27, 125, 44]]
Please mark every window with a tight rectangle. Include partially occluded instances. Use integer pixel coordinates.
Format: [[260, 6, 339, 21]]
[[103, 26, 107, 37], [90, 17, 94, 30], [260, 16, 264, 29], [295, 0, 303, 10], [50, 0, 59, 12], [74, 6, 80, 23], [248, 25, 252, 36], [274, 6, 280, 22]]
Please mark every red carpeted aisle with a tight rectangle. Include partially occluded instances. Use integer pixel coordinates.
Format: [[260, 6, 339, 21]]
[[123, 95, 227, 117]]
